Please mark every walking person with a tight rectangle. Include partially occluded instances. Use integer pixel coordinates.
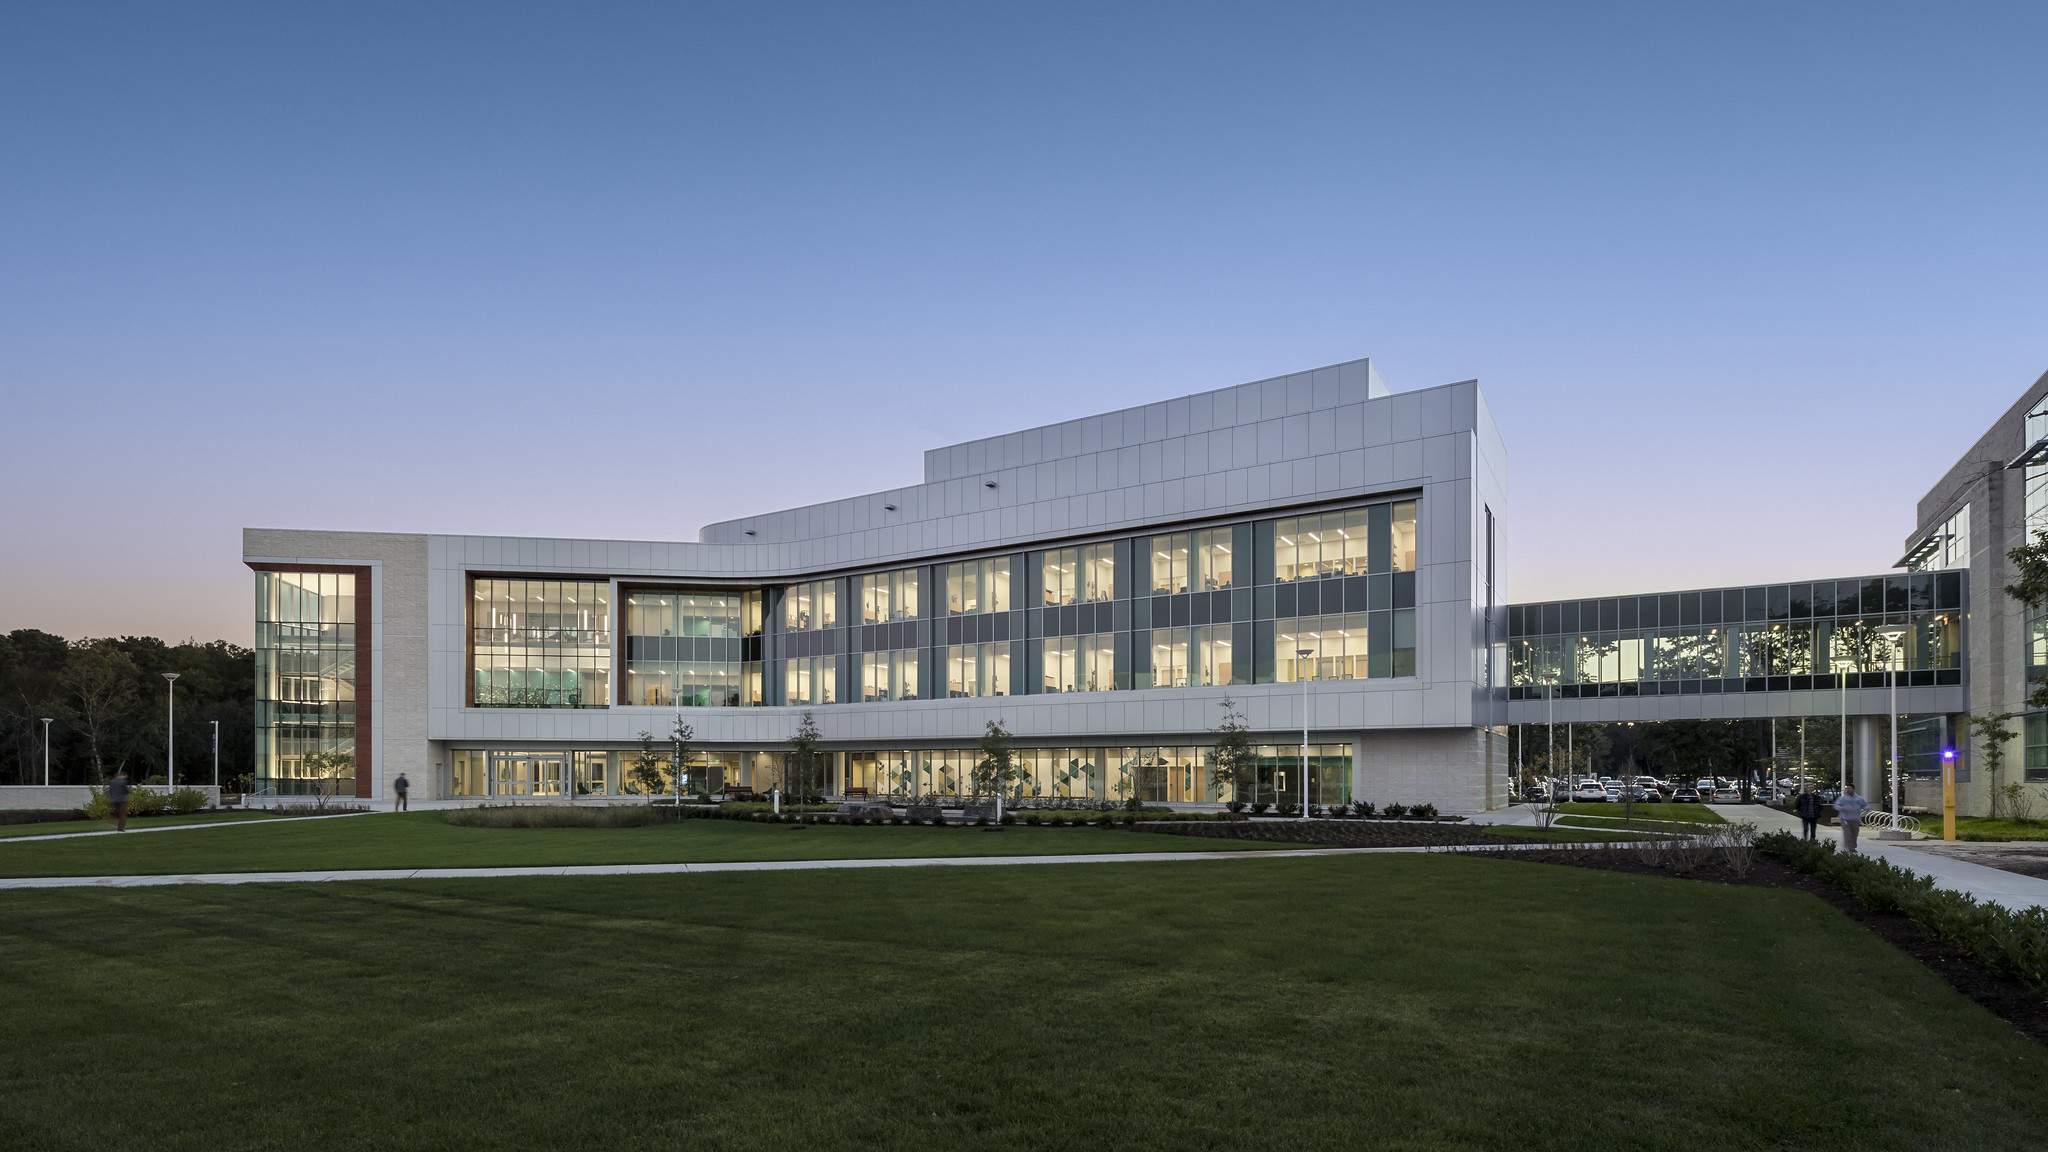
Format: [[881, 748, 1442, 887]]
[[1834, 783, 1871, 853], [393, 772, 410, 813], [108, 768, 132, 833], [1793, 783, 1824, 841]]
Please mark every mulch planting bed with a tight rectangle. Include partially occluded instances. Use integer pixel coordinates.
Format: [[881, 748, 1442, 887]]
[[1136, 819, 1499, 849], [1476, 843, 2048, 1045]]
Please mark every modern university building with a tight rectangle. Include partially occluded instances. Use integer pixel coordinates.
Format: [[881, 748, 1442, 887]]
[[243, 357, 2048, 818]]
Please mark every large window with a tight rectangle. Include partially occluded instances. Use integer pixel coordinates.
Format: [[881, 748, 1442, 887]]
[[1277, 612, 1412, 681], [255, 570, 357, 796], [858, 568, 922, 623], [859, 650, 921, 701], [1148, 625, 1235, 688], [1039, 633, 1115, 693], [786, 656, 838, 705], [471, 579, 611, 708], [1274, 502, 1415, 583], [784, 581, 836, 631], [945, 643, 1011, 697], [1147, 529, 1233, 595], [1041, 544, 1116, 606], [624, 591, 744, 707], [945, 557, 1010, 615]]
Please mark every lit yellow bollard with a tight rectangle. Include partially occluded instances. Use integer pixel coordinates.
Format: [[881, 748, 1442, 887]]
[[1942, 749, 1956, 841]]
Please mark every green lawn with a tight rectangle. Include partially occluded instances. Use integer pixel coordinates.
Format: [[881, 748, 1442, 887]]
[[0, 810, 290, 840], [0, 811, 1267, 878], [2, 855, 2040, 1150], [1956, 816, 2048, 842]]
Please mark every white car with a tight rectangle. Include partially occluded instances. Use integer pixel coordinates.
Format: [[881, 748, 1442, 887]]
[[1713, 787, 1742, 803], [1573, 781, 1609, 802]]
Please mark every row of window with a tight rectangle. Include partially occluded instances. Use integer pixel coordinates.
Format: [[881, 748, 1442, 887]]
[[446, 745, 1354, 804], [469, 499, 1426, 708], [1510, 573, 1965, 637], [1510, 613, 1961, 687]]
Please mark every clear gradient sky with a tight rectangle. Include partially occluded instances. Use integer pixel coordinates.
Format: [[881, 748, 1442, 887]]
[[3, 2, 2045, 646]]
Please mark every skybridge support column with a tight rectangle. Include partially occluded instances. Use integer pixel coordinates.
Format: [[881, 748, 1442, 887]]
[[1854, 716, 1881, 802]]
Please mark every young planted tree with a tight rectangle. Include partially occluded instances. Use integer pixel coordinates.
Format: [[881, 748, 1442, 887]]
[[630, 731, 668, 796], [1210, 696, 1255, 811], [1968, 712, 2018, 818], [972, 719, 1018, 806], [788, 710, 823, 823], [301, 749, 355, 807], [668, 717, 695, 815], [2008, 529, 2048, 712]]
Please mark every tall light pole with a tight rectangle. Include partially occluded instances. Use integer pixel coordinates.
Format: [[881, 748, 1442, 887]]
[[211, 720, 220, 788], [1877, 624, 1908, 818], [1297, 648, 1314, 817], [40, 717, 53, 786], [162, 673, 180, 792]]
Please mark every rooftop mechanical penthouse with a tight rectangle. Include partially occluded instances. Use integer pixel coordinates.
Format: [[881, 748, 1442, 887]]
[[244, 358, 1512, 811]]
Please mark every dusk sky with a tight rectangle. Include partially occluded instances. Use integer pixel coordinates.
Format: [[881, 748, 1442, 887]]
[[4, 2, 2045, 647]]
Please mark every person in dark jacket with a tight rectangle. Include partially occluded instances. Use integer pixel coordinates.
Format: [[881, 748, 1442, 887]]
[[1792, 784, 1825, 841], [108, 769, 132, 832]]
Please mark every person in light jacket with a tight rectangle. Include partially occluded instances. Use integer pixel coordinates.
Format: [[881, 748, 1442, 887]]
[[1792, 784, 1825, 841], [1833, 784, 1871, 853]]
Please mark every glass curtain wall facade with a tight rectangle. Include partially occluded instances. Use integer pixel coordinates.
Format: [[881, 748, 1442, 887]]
[[1508, 574, 1965, 699], [255, 571, 357, 796], [471, 579, 610, 707], [446, 748, 748, 797], [836, 745, 1350, 804], [624, 591, 746, 707], [460, 498, 1427, 715]]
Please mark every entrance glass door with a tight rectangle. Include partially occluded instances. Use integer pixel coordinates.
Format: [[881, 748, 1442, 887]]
[[489, 752, 568, 797]]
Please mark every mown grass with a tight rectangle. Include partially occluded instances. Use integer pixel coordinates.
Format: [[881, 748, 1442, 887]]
[[0, 810, 289, 840], [0, 811, 1263, 878], [1, 854, 2041, 1151], [1956, 816, 2048, 842]]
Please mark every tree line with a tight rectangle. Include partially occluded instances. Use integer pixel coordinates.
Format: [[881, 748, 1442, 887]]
[[0, 630, 253, 788]]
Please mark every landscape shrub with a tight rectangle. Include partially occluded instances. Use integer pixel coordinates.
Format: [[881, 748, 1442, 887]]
[[167, 788, 209, 815], [1251, 803, 1269, 815], [1410, 803, 1437, 819], [443, 805, 667, 829], [129, 789, 169, 817], [1354, 801, 1375, 818], [1383, 804, 1408, 819], [1759, 831, 2048, 990], [83, 788, 110, 820]]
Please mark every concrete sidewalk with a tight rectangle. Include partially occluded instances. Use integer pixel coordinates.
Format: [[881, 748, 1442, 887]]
[[0, 811, 373, 844], [0, 841, 1594, 891], [1710, 803, 2048, 913]]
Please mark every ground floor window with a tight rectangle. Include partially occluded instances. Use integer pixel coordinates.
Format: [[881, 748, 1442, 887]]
[[2027, 713, 2048, 783]]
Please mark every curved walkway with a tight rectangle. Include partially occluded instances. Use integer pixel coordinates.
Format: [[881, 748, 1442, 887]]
[[1710, 803, 2048, 913]]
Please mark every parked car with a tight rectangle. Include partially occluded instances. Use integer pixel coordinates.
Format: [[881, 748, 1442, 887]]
[[1713, 787, 1742, 803], [1604, 785, 1625, 802], [1671, 786, 1702, 803], [1695, 778, 1718, 796], [1619, 785, 1661, 803], [1524, 783, 1551, 803], [1573, 781, 1609, 802]]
